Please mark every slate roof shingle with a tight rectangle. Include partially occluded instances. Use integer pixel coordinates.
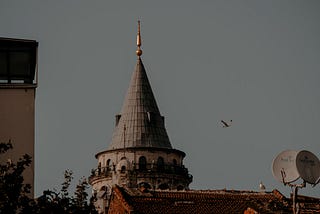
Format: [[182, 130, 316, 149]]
[[108, 57, 172, 150]]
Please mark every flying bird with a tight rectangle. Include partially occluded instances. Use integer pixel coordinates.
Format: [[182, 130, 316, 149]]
[[221, 120, 232, 128]]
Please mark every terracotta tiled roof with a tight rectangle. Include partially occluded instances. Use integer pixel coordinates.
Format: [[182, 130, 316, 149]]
[[293, 195, 320, 213], [108, 186, 295, 213]]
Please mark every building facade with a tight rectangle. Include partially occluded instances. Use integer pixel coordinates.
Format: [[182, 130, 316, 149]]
[[0, 38, 38, 197]]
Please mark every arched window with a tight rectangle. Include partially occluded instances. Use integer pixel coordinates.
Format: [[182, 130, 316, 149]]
[[106, 159, 111, 171], [173, 159, 177, 165], [157, 157, 164, 171], [138, 182, 151, 189], [139, 156, 147, 170], [98, 162, 101, 174], [121, 165, 126, 173], [158, 183, 169, 190], [177, 185, 184, 191]]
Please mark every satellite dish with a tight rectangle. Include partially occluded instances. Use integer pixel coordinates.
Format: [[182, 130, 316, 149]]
[[272, 150, 300, 183], [296, 150, 320, 184]]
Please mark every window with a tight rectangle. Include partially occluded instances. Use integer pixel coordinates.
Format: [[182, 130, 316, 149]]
[[158, 183, 169, 190], [157, 157, 164, 171], [0, 39, 38, 84], [138, 182, 151, 189], [98, 163, 101, 174], [139, 156, 147, 170], [121, 165, 126, 173], [106, 159, 111, 170], [173, 159, 177, 165], [177, 185, 184, 191]]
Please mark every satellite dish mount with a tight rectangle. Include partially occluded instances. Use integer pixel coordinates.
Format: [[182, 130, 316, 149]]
[[280, 168, 306, 214]]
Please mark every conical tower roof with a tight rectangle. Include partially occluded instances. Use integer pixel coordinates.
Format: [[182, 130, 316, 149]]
[[108, 22, 172, 150], [108, 57, 172, 150]]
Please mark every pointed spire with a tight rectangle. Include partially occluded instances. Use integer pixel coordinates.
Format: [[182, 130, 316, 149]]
[[136, 20, 142, 57], [108, 22, 172, 150], [108, 59, 172, 150]]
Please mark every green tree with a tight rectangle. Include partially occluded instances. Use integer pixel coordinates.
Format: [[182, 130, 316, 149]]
[[0, 141, 97, 214], [0, 140, 32, 213], [33, 170, 97, 214]]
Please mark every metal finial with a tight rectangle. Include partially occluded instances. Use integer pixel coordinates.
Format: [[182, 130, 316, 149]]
[[136, 20, 142, 56]]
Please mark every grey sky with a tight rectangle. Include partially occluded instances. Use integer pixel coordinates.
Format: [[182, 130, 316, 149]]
[[1, 1, 320, 197]]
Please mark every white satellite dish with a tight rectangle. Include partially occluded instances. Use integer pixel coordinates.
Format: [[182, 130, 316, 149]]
[[272, 150, 300, 183], [296, 150, 320, 185]]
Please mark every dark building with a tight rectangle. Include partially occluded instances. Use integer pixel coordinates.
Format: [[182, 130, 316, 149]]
[[0, 37, 38, 197]]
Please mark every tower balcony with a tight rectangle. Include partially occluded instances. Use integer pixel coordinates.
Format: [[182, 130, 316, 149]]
[[89, 163, 193, 185]]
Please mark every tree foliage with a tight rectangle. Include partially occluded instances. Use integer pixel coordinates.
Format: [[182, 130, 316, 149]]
[[0, 141, 97, 214], [0, 141, 32, 213]]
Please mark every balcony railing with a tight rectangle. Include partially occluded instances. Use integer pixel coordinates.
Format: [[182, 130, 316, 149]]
[[89, 163, 192, 182]]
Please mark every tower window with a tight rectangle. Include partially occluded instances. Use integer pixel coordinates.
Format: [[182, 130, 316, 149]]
[[115, 114, 121, 126], [177, 185, 184, 191], [121, 165, 126, 173], [173, 159, 177, 165], [138, 182, 151, 189], [106, 159, 111, 170], [157, 157, 164, 171], [158, 183, 169, 190], [139, 156, 147, 170]]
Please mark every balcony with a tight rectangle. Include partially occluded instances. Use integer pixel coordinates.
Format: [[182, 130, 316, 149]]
[[89, 163, 193, 184]]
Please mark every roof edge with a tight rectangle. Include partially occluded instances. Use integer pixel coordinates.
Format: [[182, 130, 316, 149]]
[[0, 37, 38, 44], [95, 147, 186, 159]]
